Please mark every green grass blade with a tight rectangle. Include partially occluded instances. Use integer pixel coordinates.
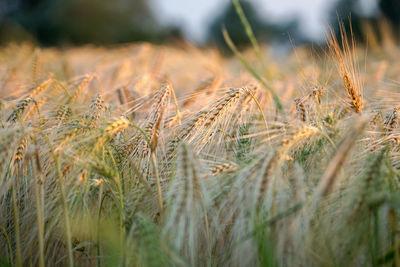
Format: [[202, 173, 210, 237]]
[[231, 0, 262, 59], [223, 28, 283, 110]]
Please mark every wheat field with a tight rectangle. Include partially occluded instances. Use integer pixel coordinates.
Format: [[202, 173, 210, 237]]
[[0, 25, 400, 267]]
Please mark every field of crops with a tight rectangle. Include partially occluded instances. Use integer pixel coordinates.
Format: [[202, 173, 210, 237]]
[[1, 28, 400, 266]]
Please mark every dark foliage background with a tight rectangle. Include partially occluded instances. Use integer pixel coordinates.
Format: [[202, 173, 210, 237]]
[[0, 0, 399, 46]]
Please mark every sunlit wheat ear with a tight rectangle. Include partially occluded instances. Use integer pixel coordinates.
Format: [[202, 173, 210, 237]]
[[384, 107, 399, 134], [31, 48, 42, 83], [210, 162, 238, 175], [328, 25, 363, 114], [27, 78, 53, 98], [127, 84, 171, 157], [203, 88, 249, 128], [13, 136, 27, 165], [370, 111, 383, 127], [294, 98, 307, 122], [228, 89, 253, 136], [7, 97, 36, 123], [70, 74, 93, 103], [89, 94, 106, 124], [187, 87, 249, 152], [103, 116, 130, 136], [163, 144, 209, 264], [311, 87, 324, 104], [293, 87, 324, 123], [146, 84, 171, 152], [0, 128, 22, 193], [55, 105, 72, 125], [165, 111, 207, 164], [92, 116, 130, 151], [312, 117, 368, 208]]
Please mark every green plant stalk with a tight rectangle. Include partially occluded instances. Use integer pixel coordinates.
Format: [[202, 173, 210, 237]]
[[39, 130, 74, 267], [168, 83, 182, 126], [222, 28, 283, 111], [373, 210, 380, 267], [96, 185, 105, 267], [32, 159, 45, 267], [127, 157, 153, 195], [32, 136, 45, 267], [199, 196, 211, 265], [11, 184, 22, 267], [245, 87, 271, 145], [107, 149, 125, 265], [231, 0, 262, 60], [0, 225, 13, 266], [385, 157, 400, 267], [217, 202, 303, 266], [58, 175, 74, 267], [391, 210, 400, 266], [151, 152, 163, 212], [247, 202, 304, 239]]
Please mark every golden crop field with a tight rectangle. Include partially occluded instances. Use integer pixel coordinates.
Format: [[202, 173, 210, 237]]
[[0, 26, 400, 266]]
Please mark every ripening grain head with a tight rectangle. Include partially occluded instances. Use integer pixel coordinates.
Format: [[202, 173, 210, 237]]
[[328, 24, 363, 114]]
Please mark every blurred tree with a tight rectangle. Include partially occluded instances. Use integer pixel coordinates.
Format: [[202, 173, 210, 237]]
[[208, 0, 301, 52], [329, 0, 367, 42], [2, 0, 398, 47], [379, 0, 400, 30], [0, 0, 174, 45], [330, 0, 400, 44]]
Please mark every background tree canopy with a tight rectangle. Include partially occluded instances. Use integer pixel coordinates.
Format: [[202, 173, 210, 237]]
[[0, 0, 399, 46], [0, 0, 172, 45], [207, 0, 301, 50], [329, 0, 400, 44]]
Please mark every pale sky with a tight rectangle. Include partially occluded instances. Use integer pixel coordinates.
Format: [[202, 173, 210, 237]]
[[150, 0, 378, 43]]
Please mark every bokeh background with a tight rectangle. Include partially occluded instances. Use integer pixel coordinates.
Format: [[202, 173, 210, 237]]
[[0, 0, 399, 47]]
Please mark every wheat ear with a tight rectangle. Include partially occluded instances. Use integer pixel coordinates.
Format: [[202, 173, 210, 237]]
[[328, 25, 363, 113]]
